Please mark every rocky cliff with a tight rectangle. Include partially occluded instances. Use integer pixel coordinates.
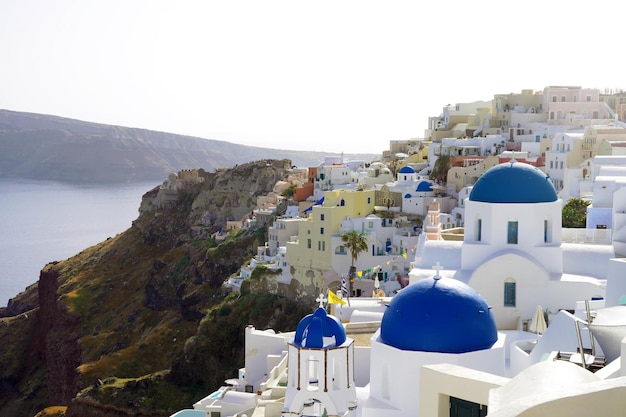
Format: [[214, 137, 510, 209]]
[[0, 159, 315, 417]]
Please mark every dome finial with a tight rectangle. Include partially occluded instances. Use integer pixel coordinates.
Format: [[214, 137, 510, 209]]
[[432, 261, 443, 280]]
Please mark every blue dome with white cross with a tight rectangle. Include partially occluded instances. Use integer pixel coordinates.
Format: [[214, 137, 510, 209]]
[[416, 181, 433, 192], [380, 275, 497, 353], [293, 307, 347, 348], [469, 160, 557, 203]]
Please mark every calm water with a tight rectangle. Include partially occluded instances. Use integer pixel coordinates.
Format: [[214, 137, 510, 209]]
[[0, 178, 160, 307]]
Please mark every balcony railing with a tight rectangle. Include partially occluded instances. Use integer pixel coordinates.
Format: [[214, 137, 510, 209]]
[[561, 228, 612, 244]]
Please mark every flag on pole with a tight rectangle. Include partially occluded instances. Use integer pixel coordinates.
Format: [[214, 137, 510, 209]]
[[340, 275, 350, 306], [327, 289, 346, 305]]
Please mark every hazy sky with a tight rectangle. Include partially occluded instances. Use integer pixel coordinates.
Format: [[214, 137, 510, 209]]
[[1, 1, 625, 154]]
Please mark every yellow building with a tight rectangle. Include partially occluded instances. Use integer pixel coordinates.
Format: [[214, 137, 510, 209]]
[[583, 125, 626, 158], [286, 189, 376, 298], [395, 143, 430, 171], [446, 155, 500, 193]]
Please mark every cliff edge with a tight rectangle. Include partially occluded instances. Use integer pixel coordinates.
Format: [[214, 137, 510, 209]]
[[0, 159, 314, 417]]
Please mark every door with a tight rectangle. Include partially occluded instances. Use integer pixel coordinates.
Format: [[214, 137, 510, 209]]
[[450, 396, 487, 417]]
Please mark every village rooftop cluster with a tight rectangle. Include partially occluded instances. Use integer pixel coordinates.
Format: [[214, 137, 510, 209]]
[[166, 85, 626, 417]]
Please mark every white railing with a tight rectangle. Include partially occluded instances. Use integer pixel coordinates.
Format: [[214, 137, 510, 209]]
[[561, 228, 612, 244]]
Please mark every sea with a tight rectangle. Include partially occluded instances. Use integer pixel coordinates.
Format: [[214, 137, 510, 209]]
[[0, 178, 160, 307]]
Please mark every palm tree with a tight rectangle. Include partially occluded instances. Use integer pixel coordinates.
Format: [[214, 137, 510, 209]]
[[341, 230, 368, 296]]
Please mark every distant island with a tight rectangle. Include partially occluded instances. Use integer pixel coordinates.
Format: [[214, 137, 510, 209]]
[[0, 109, 377, 182]]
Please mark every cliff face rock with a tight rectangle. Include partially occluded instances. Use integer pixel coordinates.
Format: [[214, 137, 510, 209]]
[[35, 267, 82, 406], [0, 159, 313, 417], [139, 159, 291, 230], [0, 266, 82, 417]]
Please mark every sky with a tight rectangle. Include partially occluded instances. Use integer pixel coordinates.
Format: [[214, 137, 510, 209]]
[[1, 1, 625, 155]]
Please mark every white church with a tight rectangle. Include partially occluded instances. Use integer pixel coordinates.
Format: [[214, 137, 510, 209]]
[[411, 160, 613, 329]]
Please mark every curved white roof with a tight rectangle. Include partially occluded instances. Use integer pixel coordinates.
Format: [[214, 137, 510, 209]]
[[489, 361, 599, 413], [416, 240, 463, 270]]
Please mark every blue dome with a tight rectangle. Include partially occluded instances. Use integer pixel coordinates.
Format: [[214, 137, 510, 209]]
[[293, 307, 346, 348], [398, 165, 415, 174], [404, 193, 412, 199], [416, 181, 433, 192], [380, 277, 497, 353], [469, 161, 557, 203]]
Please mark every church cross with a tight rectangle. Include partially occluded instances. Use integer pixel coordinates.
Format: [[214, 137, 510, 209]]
[[316, 293, 327, 308]]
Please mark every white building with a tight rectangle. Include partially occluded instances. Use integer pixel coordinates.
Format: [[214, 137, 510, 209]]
[[360, 273, 505, 417], [331, 214, 420, 296], [544, 132, 584, 196], [378, 164, 454, 217], [267, 217, 308, 256], [356, 162, 394, 189], [315, 157, 361, 192], [411, 160, 612, 330], [586, 156, 626, 257]]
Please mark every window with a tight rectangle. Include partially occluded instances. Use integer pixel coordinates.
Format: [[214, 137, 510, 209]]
[[367, 197, 371, 204], [320, 214, 324, 221], [552, 96, 557, 102], [504, 279, 516, 307], [507, 221, 518, 244], [544, 219, 549, 243], [308, 356, 319, 387], [560, 161, 564, 169], [320, 227, 324, 235], [477, 218, 482, 242], [307, 239, 311, 249], [561, 95, 566, 102], [550, 161, 553, 169]]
